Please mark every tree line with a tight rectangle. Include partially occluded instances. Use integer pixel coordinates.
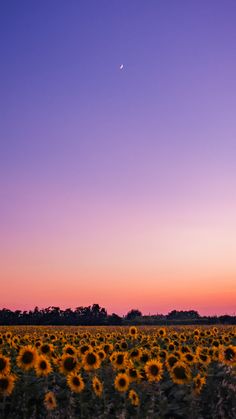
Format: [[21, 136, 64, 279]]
[[0, 305, 235, 325]]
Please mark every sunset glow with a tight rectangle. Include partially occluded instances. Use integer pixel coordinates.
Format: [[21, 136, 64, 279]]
[[1, 1, 236, 315]]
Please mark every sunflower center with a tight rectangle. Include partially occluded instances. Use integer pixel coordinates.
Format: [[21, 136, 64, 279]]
[[0, 358, 6, 371], [0, 378, 9, 390], [81, 345, 89, 354], [41, 345, 50, 354], [168, 356, 178, 367], [72, 377, 80, 386], [149, 365, 159, 376], [116, 355, 124, 364], [129, 369, 137, 378], [22, 351, 34, 364], [86, 353, 97, 365], [173, 366, 187, 379], [119, 378, 126, 387], [64, 357, 76, 371], [40, 360, 47, 370]]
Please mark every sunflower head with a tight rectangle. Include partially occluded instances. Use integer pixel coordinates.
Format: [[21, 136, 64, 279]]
[[82, 350, 101, 371], [0, 374, 16, 397], [183, 352, 196, 364], [129, 326, 138, 338], [67, 372, 85, 393], [63, 344, 77, 356], [97, 350, 106, 361], [166, 354, 179, 370], [111, 351, 128, 370], [78, 344, 90, 356], [126, 366, 140, 382], [219, 345, 236, 365], [128, 389, 140, 406], [140, 350, 150, 364], [35, 355, 52, 377], [120, 340, 128, 350], [40, 343, 54, 356], [114, 372, 130, 393], [92, 376, 103, 397], [0, 355, 11, 375], [158, 328, 166, 338], [170, 361, 191, 385], [144, 359, 163, 382], [59, 354, 78, 375], [44, 391, 57, 411], [129, 348, 141, 361], [17, 345, 38, 371], [193, 374, 206, 395]]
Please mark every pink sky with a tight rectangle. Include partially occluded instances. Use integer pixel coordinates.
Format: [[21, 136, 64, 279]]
[[1, 2, 236, 315]]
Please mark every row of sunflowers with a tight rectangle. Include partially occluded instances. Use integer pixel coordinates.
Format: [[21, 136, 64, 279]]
[[0, 325, 235, 418]]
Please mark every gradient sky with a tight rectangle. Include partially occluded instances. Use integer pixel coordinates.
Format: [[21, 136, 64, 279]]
[[1, 1, 236, 315]]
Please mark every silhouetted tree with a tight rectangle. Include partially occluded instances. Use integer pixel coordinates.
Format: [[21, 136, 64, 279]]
[[0, 306, 234, 325], [125, 309, 142, 320]]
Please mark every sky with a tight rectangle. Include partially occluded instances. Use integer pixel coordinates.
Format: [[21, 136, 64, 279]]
[[0, 1, 236, 315]]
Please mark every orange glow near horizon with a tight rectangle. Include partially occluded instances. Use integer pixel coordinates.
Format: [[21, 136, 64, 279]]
[[1, 201, 236, 316]]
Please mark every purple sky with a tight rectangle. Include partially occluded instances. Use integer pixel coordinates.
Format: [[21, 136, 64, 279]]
[[1, 1, 236, 314]]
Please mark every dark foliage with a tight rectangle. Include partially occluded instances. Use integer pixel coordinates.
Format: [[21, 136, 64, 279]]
[[0, 306, 235, 325]]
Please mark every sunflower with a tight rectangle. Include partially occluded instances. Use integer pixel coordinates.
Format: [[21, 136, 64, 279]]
[[166, 354, 179, 370], [128, 389, 140, 406], [35, 355, 52, 377], [180, 345, 190, 354], [219, 345, 236, 365], [0, 374, 16, 397], [211, 348, 220, 361], [223, 335, 230, 344], [158, 328, 166, 337], [16, 345, 38, 371], [126, 366, 141, 382], [144, 359, 163, 382], [103, 343, 113, 354], [212, 340, 220, 348], [97, 350, 106, 362], [111, 352, 128, 370], [82, 350, 101, 371], [168, 342, 175, 352], [40, 343, 54, 356], [67, 372, 85, 393], [139, 350, 150, 364], [92, 376, 103, 397], [120, 340, 128, 350], [193, 374, 206, 395], [129, 326, 138, 338], [158, 350, 167, 361], [0, 355, 11, 375], [78, 344, 90, 356], [170, 361, 191, 385], [63, 344, 77, 356], [197, 352, 211, 365], [182, 352, 196, 365], [114, 372, 130, 393], [44, 391, 57, 411], [59, 354, 78, 375], [129, 348, 141, 362]]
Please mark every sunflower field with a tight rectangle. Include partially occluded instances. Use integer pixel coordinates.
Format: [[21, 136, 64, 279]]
[[0, 325, 235, 418]]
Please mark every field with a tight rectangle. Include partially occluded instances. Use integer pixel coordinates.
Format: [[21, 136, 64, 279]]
[[0, 326, 235, 418]]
